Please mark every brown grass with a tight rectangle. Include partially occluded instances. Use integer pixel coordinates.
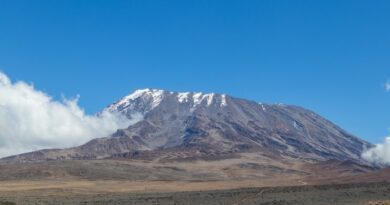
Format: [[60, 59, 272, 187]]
[[0, 179, 301, 195], [367, 201, 390, 205]]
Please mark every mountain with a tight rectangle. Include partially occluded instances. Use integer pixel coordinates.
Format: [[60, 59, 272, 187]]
[[2, 89, 371, 165]]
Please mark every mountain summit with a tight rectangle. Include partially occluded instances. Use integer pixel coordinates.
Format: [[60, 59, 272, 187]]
[[3, 89, 371, 164], [107, 88, 229, 115]]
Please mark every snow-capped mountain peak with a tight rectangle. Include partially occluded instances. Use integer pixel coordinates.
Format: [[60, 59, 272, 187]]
[[5, 88, 372, 165], [108, 89, 229, 115], [108, 89, 166, 112]]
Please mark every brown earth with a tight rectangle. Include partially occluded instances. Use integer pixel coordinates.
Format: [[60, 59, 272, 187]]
[[0, 153, 389, 204], [367, 201, 390, 205], [0, 182, 389, 205]]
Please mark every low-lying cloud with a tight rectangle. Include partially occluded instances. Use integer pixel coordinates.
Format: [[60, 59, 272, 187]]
[[361, 81, 390, 165], [362, 136, 390, 165], [0, 72, 137, 158]]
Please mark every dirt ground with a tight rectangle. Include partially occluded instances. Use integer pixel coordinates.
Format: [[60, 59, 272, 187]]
[[0, 179, 300, 194], [0, 182, 389, 205], [0, 157, 389, 204]]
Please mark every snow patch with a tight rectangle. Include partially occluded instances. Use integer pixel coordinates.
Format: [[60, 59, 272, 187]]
[[177, 92, 190, 103], [259, 103, 267, 112], [111, 88, 165, 111], [205, 93, 215, 106], [111, 89, 229, 114], [192, 92, 203, 106], [293, 121, 298, 129], [221, 94, 227, 107]]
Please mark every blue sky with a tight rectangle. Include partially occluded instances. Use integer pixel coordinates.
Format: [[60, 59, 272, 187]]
[[0, 0, 389, 143]]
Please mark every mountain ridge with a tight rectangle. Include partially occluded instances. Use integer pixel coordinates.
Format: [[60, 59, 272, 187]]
[[1, 88, 371, 166]]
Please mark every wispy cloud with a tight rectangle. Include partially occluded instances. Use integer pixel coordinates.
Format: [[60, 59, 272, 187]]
[[385, 81, 390, 91], [0, 72, 138, 158]]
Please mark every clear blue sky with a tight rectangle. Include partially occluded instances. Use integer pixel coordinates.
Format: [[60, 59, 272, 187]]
[[0, 0, 389, 143]]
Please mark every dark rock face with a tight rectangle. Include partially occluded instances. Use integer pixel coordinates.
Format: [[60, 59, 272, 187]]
[[2, 89, 371, 163]]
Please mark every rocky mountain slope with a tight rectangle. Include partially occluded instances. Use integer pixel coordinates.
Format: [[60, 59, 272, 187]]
[[2, 89, 371, 164]]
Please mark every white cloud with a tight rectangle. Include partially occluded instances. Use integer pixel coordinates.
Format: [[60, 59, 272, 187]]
[[364, 81, 390, 164], [0, 72, 138, 158], [362, 136, 390, 165], [385, 81, 390, 91]]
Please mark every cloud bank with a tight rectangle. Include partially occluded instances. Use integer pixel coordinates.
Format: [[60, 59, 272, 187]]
[[0, 72, 136, 158], [362, 136, 390, 165]]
